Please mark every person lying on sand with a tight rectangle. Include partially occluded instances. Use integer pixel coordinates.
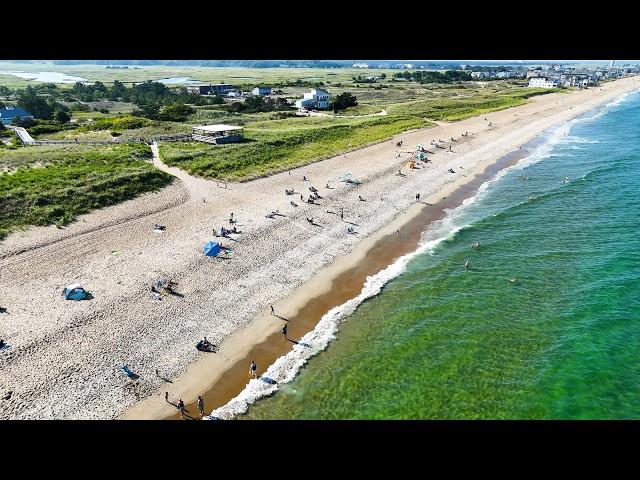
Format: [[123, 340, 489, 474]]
[[306, 217, 314, 224], [290, 201, 298, 207], [358, 195, 365, 201]]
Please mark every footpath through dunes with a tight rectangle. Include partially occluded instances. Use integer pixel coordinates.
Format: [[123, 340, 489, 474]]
[[1, 76, 638, 419]]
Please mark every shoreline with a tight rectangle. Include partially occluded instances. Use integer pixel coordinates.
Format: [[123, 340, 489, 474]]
[[121, 79, 640, 421], [2, 77, 637, 420]]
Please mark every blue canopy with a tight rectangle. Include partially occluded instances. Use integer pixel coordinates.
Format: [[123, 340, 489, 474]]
[[63, 283, 88, 300], [203, 241, 221, 257]]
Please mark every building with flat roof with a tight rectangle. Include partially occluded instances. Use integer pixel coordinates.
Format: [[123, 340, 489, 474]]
[[192, 124, 243, 144], [252, 86, 272, 96], [0, 106, 34, 125], [187, 84, 235, 96], [528, 77, 559, 88]]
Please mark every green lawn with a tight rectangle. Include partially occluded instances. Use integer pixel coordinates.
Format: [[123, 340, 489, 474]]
[[0, 143, 173, 240]]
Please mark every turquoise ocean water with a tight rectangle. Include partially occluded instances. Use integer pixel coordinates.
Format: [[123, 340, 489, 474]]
[[241, 91, 640, 419]]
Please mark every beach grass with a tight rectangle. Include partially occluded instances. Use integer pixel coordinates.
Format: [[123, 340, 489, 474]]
[[0, 143, 173, 239], [159, 114, 429, 181], [157, 87, 556, 181]]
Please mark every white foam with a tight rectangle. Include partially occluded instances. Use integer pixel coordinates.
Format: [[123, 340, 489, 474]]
[[207, 152, 531, 420], [206, 89, 640, 420]]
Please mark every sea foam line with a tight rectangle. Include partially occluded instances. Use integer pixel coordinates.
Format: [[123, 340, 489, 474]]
[[206, 138, 562, 420], [206, 90, 638, 420]]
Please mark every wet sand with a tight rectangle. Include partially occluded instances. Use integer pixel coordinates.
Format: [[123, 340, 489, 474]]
[[164, 146, 532, 420]]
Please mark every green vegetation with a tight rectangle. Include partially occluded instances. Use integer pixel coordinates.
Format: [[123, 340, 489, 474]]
[[223, 96, 292, 114], [388, 88, 554, 121], [77, 115, 151, 132], [393, 70, 472, 83], [159, 114, 429, 181], [157, 86, 557, 181], [332, 92, 358, 112], [0, 143, 172, 240]]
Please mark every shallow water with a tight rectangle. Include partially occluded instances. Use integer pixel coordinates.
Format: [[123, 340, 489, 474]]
[[156, 77, 200, 84], [240, 91, 640, 419], [0, 71, 88, 83]]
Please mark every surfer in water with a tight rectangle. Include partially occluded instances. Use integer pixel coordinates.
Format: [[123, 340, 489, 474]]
[[464, 260, 470, 270], [471, 241, 480, 249], [510, 277, 517, 284]]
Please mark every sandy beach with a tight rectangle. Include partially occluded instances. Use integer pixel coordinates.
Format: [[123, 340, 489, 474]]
[[1, 76, 638, 420]]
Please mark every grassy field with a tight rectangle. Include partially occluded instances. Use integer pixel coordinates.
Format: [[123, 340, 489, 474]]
[[159, 113, 429, 181], [157, 85, 555, 181], [0, 143, 173, 240], [0, 63, 404, 88]]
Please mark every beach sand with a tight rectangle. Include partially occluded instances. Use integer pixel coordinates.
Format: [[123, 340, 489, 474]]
[[1, 77, 638, 419]]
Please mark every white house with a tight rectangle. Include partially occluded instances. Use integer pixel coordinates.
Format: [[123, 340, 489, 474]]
[[528, 77, 559, 88], [352, 63, 369, 68], [295, 88, 330, 110]]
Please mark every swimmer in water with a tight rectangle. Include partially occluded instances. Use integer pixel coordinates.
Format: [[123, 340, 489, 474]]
[[471, 241, 480, 249], [464, 260, 469, 269], [510, 277, 517, 284]]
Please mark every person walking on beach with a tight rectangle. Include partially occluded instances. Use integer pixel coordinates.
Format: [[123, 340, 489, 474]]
[[197, 395, 205, 417], [250, 360, 257, 379], [270, 305, 275, 316], [177, 398, 185, 418], [165, 391, 169, 403], [416, 193, 420, 201], [340, 209, 344, 219], [282, 324, 288, 340]]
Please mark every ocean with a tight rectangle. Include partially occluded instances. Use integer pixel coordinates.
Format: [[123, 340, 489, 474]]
[[229, 89, 640, 419]]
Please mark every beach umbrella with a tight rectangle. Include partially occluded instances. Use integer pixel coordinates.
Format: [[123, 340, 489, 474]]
[[203, 241, 221, 257]]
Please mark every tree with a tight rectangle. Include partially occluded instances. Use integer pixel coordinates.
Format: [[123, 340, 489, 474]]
[[12, 115, 35, 128], [132, 103, 160, 120], [381, 73, 387, 79], [332, 92, 358, 112], [54, 109, 71, 123], [158, 103, 196, 122]]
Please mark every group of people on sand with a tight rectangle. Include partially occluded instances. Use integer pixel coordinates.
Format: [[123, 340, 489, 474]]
[[167, 393, 206, 419]]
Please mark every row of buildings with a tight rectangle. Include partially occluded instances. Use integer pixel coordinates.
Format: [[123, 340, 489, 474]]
[[526, 66, 636, 89], [186, 84, 273, 98], [187, 83, 331, 111]]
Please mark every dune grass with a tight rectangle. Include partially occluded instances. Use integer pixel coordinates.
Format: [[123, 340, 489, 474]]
[[158, 87, 559, 181], [0, 143, 173, 240], [159, 114, 429, 181]]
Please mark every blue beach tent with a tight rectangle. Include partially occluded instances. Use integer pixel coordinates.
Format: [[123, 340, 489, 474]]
[[62, 283, 88, 301], [203, 241, 221, 257]]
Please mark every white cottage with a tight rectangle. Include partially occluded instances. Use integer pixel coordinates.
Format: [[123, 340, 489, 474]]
[[295, 88, 330, 110]]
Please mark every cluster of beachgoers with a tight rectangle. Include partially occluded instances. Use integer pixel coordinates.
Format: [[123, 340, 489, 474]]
[[0, 76, 638, 419]]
